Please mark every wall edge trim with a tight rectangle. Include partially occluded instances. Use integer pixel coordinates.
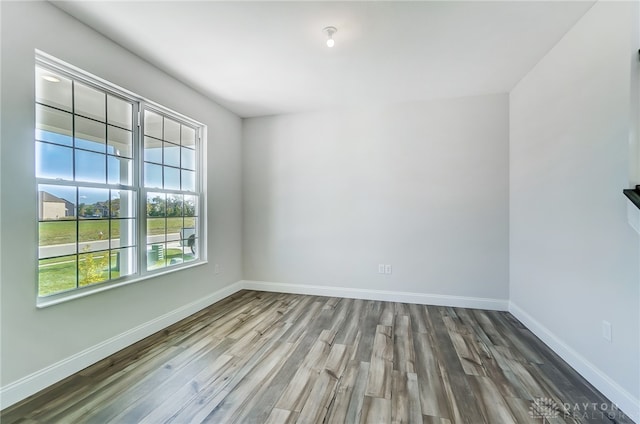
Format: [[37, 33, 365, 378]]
[[242, 279, 509, 311], [509, 301, 640, 423]]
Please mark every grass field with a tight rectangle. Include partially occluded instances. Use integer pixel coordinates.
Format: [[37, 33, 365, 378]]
[[38, 247, 195, 296], [39, 217, 196, 246], [38, 252, 121, 296], [38, 217, 197, 296]]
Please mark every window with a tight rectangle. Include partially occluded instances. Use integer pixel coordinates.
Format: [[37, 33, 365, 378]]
[[142, 109, 200, 271], [36, 55, 204, 300]]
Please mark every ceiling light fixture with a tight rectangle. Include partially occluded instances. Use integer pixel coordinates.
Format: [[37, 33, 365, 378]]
[[42, 75, 60, 83], [323, 26, 337, 48]]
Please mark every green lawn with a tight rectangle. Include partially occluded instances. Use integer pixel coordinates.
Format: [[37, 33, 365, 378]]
[[38, 252, 121, 296], [38, 255, 78, 295], [39, 217, 196, 246], [38, 218, 197, 296], [38, 248, 195, 297]]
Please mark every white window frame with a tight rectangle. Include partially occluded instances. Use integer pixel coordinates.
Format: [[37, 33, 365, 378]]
[[35, 52, 206, 307]]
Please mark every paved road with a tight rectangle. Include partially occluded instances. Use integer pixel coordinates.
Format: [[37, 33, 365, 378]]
[[39, 233, 181, 258]]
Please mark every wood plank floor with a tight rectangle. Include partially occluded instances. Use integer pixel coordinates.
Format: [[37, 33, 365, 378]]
[[2, 290, 634, 423]]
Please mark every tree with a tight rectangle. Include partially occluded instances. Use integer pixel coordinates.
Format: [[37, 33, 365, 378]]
[[184, 198, 196, 216], [78, 245, 108, 285], [79, 203, 96, 217], [166, 195, 183, 217], [147, 196, 165, 217]]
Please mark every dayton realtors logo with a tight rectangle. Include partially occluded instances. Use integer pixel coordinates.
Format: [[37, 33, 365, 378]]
[[529, 397, 560, 421], [529, 397, 624, 421]]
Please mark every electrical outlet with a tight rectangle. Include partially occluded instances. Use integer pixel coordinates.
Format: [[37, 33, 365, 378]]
[[214, 264, 220, 275], [602, 321, 612, 342], [385, 264, 392, 274], [378, 264, 385, 274]]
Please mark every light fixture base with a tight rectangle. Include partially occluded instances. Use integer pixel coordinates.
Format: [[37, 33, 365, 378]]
[[323, 26, 337, 36], [323, 26, 337, 48]]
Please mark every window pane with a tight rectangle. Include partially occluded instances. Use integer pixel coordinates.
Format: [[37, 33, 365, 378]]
[[36, 105, 73, 146], [147, 219, 165, 245], [111, 219, 136, 248], [38, 184, 76, 220], [108, 126, 132, 158], [107, 156, 133, 186], [78, 187, 109, 218], [181, 125, 196, 148], [164, 118, 180, 144], [181, 147, 195, 170], [36, 142, 73, 180], [79, 249, 109, 286], [147, 192, 166, 217], [79, 220, 109, 252], [167, 233, 180, 245], [144, 163, 162, 188], [147, 243, 167, 270], [75, 82, 105, 121], [180, 224, 196, 241], [36, 67, 73, 111], [75, 116, 106, 153], [165, 167, 180, 190], [111, 190, 135, 218], [39, 221, 77, 259], [166, 242, 183, 267], [183, 216, 197, 229], [180, 219, 197, 262], [144, 136, 162, 163], [39, 255, 77, 296], [184, 195, 197, 217], [166, 194, 183, 217], [107, 95, 132, 130], [144, 110, 162, 139], [164, 142, 180, 167], [76, 150, 106, 183], [167, 216, 182, 242], [183, 237, 198, 262], [146, 193, 166, 252], [112, 247, 136, 278], [182, 169, 196, 192], [110, 219, 120, 246], [181, 222, 196, 236]]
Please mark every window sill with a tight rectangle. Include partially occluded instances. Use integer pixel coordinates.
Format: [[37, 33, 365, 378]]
[[36, 260, 208, 308]]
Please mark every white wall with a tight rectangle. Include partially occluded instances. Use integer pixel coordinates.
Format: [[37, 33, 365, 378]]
[[510, 1, 639, 418], [243, 94, 509, 302], [0, 0, 242, 400]]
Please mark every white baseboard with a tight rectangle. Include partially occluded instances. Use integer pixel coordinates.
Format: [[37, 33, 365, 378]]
[[0, 280, 245, 410], [509, 302, 640, 423], [241, 280, 509, 311]]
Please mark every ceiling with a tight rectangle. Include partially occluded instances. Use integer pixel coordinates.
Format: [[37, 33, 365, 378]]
[[52, 1, 595, 118]]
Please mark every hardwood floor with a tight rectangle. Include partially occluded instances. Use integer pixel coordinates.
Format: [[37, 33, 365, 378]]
[[1, 290, 634, 423]]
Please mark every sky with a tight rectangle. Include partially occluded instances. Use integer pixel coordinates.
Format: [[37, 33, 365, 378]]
[[37, 129, 192, 206]]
